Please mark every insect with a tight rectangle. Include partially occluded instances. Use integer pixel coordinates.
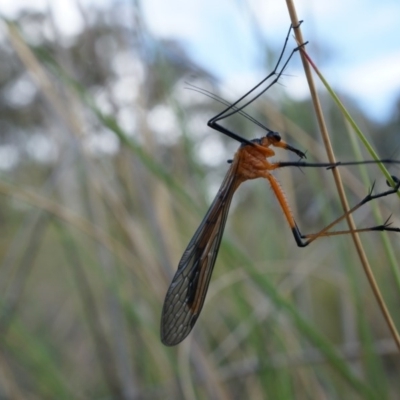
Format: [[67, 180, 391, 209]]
[[160, 23, 400, 346]]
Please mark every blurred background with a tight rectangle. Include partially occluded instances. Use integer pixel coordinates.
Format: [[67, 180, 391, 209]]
[[1, 0, 400, 399]]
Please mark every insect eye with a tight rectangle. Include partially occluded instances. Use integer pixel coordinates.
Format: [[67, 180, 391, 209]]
[[267, 131, 281, 142]]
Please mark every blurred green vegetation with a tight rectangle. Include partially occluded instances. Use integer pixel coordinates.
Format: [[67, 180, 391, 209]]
[[0, 3, 400, 399]]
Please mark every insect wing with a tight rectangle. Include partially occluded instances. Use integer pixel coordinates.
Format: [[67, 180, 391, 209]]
[[161, 164, 240, 346]]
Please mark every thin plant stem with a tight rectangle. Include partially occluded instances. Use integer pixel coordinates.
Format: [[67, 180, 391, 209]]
[[284, 0, 400, 350]]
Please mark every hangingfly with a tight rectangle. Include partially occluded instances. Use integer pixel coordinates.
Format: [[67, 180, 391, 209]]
[[160, 22, 400, 346]]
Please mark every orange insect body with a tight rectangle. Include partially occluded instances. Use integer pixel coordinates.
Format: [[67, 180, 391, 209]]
[[234, 135, 297, 230]]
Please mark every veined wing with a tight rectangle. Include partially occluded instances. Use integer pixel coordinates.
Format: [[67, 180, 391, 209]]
[[161, 161, 242, 346]]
